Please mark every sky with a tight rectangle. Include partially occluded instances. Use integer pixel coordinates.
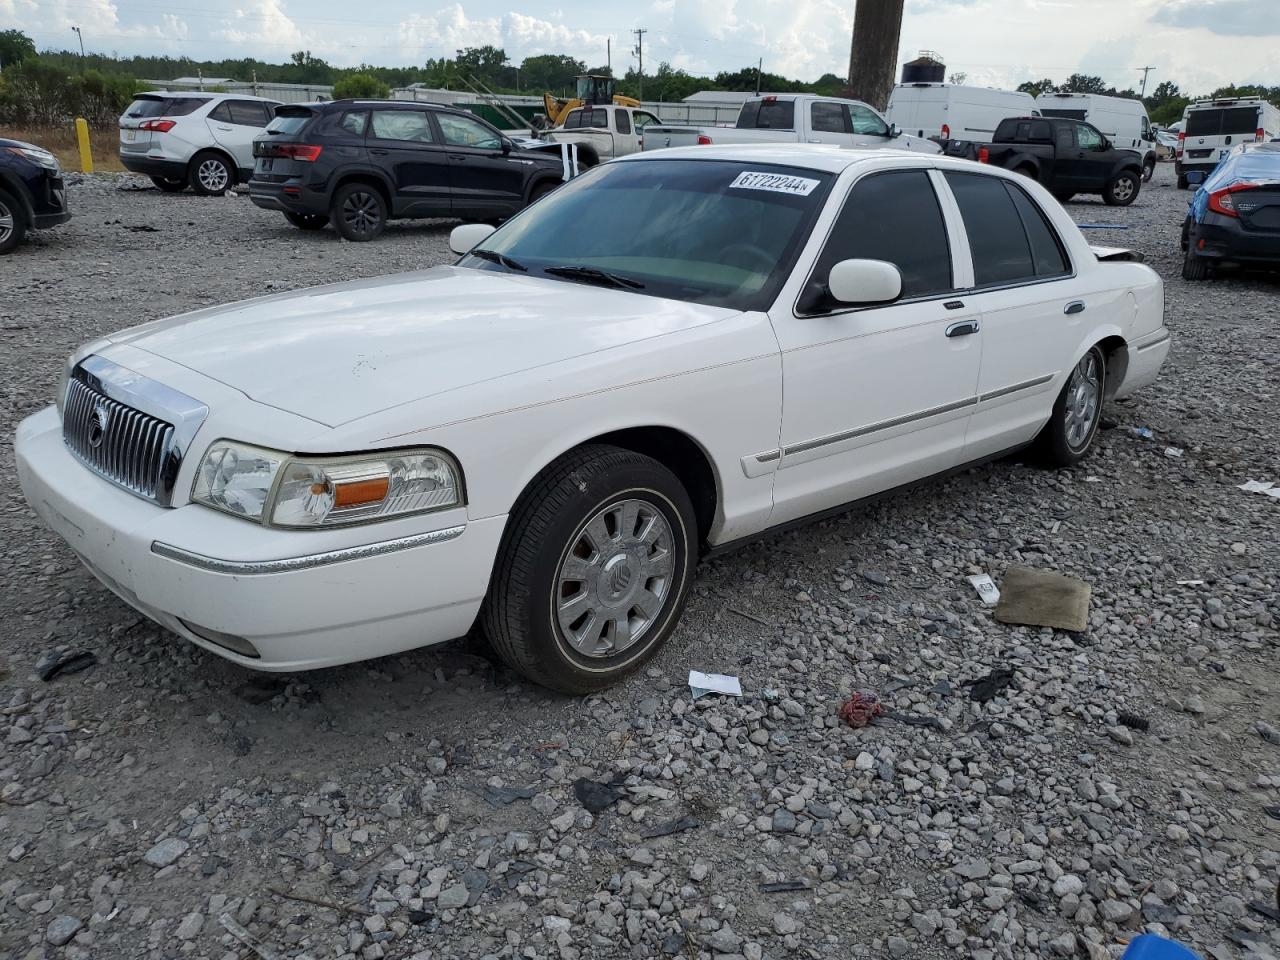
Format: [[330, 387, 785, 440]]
[[6, 0, 1279, 95]]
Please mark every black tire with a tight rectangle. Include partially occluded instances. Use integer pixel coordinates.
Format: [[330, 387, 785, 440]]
[[1036, 345, 1106, 468], [0, 189, 29, 255], [1177, 174, 1189, 190], [481, 444, 698, 695], [188, 152, 234, 196], [150, 176, 186, 193], [1180, 217, 1191, 252], [1053, 191, 1074, 204], [1142, 160, 1155, 183], [1104, 170, 1140, 206], [526, 179, 559, 206], [1182, 249, 1209, 281], [330, 182, 387, 242], [1013, 165, 1037, 179], [284, 211, 328, 231]]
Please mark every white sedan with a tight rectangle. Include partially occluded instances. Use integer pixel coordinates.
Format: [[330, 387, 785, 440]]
[[16, 145, 1170, 693]]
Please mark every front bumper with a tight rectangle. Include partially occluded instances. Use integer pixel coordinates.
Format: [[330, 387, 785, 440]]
[[15, 406, 505, 671], [1113, 328, 1171, 400], [30, 172, 70, 229]]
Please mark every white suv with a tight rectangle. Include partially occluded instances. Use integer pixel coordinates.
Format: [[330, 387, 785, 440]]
[[119, 92, 281, 195]]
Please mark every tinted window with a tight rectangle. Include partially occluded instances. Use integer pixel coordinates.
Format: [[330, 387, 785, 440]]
[[264, 112, 312, 135], [1077, 123, 1103, 149], [1055, 126, 1074, 149], [1006, 183, 1070, 277], [225, 101, 269, 126], [849, 105, 888, 136], [437, 113, 502, 149], [1030, 120, 1051, 140], [1187, 106, 1260, 136], [1040, 107, 1087, 121], [801, 170, 952, 312], [615, 109, 631, 135], [126, 96, 210, 118], [339, 111, 368, 136], [811, 102, 847, 133], [370, 110, 435, 143], [564, 108, 607, 130], [634, 112, 660, 130], [945, 172, 1036, 286], [737, 99, 795, 130]]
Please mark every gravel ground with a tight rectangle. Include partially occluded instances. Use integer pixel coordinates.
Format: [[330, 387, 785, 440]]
[[1, 166, 1277, 960]]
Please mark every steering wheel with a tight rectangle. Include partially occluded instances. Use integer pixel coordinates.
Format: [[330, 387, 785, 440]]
[[721, 243, 776, 274]]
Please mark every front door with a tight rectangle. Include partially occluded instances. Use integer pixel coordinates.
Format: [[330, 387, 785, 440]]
[[1072, 122, 1115, 187], [367, 108, 452, 216], [768, 168, 982, 527], [435, 112, 527, 217]]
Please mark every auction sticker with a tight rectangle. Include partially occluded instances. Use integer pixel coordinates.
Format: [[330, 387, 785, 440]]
[[729, 171, 820, 196]]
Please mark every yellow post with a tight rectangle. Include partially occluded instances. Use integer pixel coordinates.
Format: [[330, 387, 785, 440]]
[[75, 118, 94, 174]]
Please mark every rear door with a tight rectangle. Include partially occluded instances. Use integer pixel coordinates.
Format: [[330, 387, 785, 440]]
[[807, 100, 852, 145], [435, 112, 527, 215], [367, 108, 452, 215], [207, 99, 274, 171], [1186, 105, 1262, 164]]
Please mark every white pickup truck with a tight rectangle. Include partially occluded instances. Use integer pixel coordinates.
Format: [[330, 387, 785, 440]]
[[538, 104, 665, 167], [641, 94, 942, 154]]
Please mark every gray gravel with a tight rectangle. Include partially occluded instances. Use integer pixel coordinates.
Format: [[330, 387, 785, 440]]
[[1, 166, 1278, 960]]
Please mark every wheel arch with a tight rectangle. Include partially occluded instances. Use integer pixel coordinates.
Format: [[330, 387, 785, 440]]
[[188, 147, 239, 183], [331, 171, 394, 211], [1096, 333, 1129, 401]]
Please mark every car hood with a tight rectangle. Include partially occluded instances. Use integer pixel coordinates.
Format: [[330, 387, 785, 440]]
[[107, 266, 738, 427]]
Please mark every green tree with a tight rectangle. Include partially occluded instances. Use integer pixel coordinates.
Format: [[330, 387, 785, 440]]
[[0, 28, 36, 68], [1017, 78, 1058, 97], [288, 50, 334, 85], [517, 54, 585, 94], [454, 45, 509, 87], [1061, 73, 1106, 94], [332, 72, 390, 99]]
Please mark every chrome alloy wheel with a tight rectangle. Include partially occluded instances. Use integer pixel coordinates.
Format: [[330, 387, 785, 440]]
[[0, 197, 13, 244], [554, 497, 675, 658], [197, 158, 230, 193], [342, 191, 381, 236], [1064, 351, 1102, 450]]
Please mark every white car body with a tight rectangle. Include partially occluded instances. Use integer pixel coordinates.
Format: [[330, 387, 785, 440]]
[[887, 82, 1037, 143], [1036, 92, 1156, 172], [640, 94, 942, 155], [16, 145, 1169, 679], [119, 91, 282, 192], [539, 105, 664, 163]]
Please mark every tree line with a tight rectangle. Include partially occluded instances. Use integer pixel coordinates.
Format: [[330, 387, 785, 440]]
[[1016, 72, 1280, 126]]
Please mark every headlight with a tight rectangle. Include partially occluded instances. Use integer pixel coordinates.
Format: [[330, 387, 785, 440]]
[[191, 441, 462, 528], [5, 145, 58, 171]]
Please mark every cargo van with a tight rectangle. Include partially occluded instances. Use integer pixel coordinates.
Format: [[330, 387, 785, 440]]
[[887, 83, 1036, 143], [1176, 97, 1280, 188], [1035, 92, 1156, 179]]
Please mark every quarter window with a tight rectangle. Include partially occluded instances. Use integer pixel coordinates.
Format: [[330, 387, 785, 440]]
[[801, 170, 952, 312], [437, 113, 503, 149], [1006, 183, 1070, 277], [945, 172, 1069, 285], [811, 102, 847, 134], [370, 110, 435, 143]]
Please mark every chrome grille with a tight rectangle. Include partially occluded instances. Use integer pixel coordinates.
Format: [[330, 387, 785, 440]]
[[63, 374, 175, 500]]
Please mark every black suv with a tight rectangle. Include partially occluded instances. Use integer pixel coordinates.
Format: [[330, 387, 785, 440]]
[[248, 100, 568, 240], [0, 138, 71, 255]]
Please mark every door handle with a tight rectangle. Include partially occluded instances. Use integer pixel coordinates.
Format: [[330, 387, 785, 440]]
[[370, 148, 389, 155], [449, 154, 471, 161], [216, 125, 233, 132], [945, 319, 980, 338], [1064, 300, 1085, 315]]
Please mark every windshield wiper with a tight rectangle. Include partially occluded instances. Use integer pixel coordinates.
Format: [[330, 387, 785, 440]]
[[469, 248, 527, 272], [543, 265, 645, 290]]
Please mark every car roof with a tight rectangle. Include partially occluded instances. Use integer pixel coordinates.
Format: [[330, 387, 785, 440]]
[[613, 143, 989, 175], [137, 90, 278, 103]]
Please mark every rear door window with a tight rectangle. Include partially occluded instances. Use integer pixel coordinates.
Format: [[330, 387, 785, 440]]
[[224, 101, 270, 126], [615, 109, 632, 135], [370, 110, 436, 143], [1187, 106, 1261, 136], [811, 101, 848, 134], [339, 111, 368, 136], [945, 172, 1037, 286], [1005, 183, 1070, 277]]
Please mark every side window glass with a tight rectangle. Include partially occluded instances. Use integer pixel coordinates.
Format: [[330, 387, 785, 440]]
[[1077, 124, 1103, 150], [227, 101, 267, 126], [208, 102, 232, 123], [811, 102, 846, 134], [635, 112, 659, 130], [340, 111, 368, 136], [370, 110, 436, 144], [615, 109, 632, 135], [563, 110, 582, 130], [944, 172, 1036, 286], [1055, 127, 1074, 150], [849, 105, 889, 137], [1030, 120, 1051, 140], [1005, 183, 1070, 277], [802, 170, 952, 311], [437, 113, 502, 149]]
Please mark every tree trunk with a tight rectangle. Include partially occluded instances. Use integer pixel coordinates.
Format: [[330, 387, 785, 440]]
[[847, 0, 905, 112]]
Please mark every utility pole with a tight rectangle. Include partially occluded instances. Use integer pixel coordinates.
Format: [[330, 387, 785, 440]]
[[755, 57, 763, 96], [1137, 66, 1154, 97], [633, 28, 646, 101], [847, 0, 904, 111], [607, 37, 611, 74], [71, 26, 84, 71]]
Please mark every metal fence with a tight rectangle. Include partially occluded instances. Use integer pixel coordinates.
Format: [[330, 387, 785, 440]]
[[140, 80, 333, 104]]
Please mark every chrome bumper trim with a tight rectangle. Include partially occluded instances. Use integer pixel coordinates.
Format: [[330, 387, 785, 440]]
[[1135, 332, 1171, 353], [151, 525, 466, 575], [978, 373, 1055, 403]]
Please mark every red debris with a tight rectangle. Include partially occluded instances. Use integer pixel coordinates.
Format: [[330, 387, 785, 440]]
[[839, 691, 883, 729]]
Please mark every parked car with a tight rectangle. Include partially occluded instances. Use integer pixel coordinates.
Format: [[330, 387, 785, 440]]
[[118, 91, 282, 195], [982, 116, 1145, 206], [640, 94, 942, 154], [887, 81, 1036, 143], [16, 145, 1169, 693], [0, 137, 71, 255], [1035, 92, 1157, 180], [248, 99, 569, 240], [1176, 97, 1280, 188], [1180, 141, 1280, 280], [536, 104, 664, 166]]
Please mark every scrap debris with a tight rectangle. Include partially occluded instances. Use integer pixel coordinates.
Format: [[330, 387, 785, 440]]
[[640, 815, 700, 839], [838, 691, 883, 728], [36, 650, 97, 682], [688, 671, 742, 699], [994, 566, 1091, 633], [1238, 479, 1280, 499], [1116, 712, 1151, 732], [966, 573, 1000, 606], [759, 879, 810, 893], [967, 669, 1016, 704], [573, 773, 627, 813]]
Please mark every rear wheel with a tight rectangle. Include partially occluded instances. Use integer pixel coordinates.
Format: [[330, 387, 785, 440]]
[[330, 183, 387, 242], [1036, 346, 1105, 468], [1177, 173, 1189, 190], [1014, 164, 1037, 179], [1053, 191, 1074, 204], [189, 152, 234, 196], [1104, 170, 1140, 206], [526, 179, 559, 207], [1182, 248, 1209, 281], [0, 190, 29, 255], [481, 444, 697, 694], [284, 211, 328, 231], [150, 176, 186, 193]]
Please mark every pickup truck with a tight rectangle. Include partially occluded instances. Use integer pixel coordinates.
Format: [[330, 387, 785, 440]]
[[537, 104, 664, 167], [640, 94, 942, 154], [981, 116, 1144, 206]]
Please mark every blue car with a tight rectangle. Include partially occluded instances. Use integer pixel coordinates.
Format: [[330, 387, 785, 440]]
[[1181, 141, 1280, 280], [0, 137, 72, 255]]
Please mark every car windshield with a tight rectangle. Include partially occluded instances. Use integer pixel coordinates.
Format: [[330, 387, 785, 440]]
[[461, 159, 833, 311]]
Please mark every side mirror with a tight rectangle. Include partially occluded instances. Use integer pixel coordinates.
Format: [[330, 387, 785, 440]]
[[827, 258, 902, 305], [888, 123, 902, 139], [449, 223, 496, 255], [500, 137, 512, 154]]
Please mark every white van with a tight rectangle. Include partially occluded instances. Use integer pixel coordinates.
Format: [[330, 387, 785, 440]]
[[1035, 92, 1156, 179], [887, 83, 1036, 143], [1176, 97, 1280, 187]]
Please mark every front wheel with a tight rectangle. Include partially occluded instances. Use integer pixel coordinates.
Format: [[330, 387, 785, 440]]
[[526, 180, 559, 207], [1036, 346, 1106, 468], [0, 190, 29, 255], [1104, 171, 1140, 206], [481, 445, 698, 694], [284, 211, 328, 231]]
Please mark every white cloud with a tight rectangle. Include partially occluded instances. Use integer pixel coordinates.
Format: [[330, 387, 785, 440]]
[[392, 5, 611, 65], [215, 0, 305, 48]]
